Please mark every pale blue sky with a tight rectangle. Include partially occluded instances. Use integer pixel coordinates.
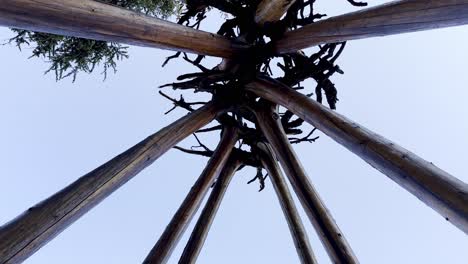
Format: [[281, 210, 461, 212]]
[[1, 1, 468, 263]]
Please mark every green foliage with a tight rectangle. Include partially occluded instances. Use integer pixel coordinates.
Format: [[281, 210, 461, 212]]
[[9, 0, 181, 81], [108, 0, 180, 17], [10, 30, 129, 81]]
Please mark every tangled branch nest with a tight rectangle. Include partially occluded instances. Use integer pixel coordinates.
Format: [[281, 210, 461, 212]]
[[161, 0, 367, 191]]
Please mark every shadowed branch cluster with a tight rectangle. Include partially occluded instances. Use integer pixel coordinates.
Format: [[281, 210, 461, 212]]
[[158, 0, 366, 191]]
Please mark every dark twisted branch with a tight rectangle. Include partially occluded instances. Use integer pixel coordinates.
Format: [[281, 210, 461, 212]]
[[289, 128, 319, 144]]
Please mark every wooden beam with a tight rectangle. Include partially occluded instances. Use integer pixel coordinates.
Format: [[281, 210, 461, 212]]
[[254, 103, 358, 263], [142, 126, 238, 264], [246, 77, 468, 234], [274, 0, 468, 53], [0, 101, 227, 264], [257, 142, 318, 264], [176, 155, 241, 264], [215, 0, 295, 70], [255, 0, 297, 25], [0, 0, 247, 58]]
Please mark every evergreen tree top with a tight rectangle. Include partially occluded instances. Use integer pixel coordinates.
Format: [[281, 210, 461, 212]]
[[9, 0, 181, 81]]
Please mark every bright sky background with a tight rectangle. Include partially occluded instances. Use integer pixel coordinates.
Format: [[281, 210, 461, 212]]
[[1, 1, 467, 263]]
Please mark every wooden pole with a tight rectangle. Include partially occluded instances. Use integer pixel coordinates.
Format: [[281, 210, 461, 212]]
[[257, 143, 318, 264], [0, 0, 247, 58], [142, 126, 238, 264], [246, 77, 468, 234], [176, 155, 241, 264], [255, 0, 297, 25], [274, 0, 468, 54], [216, 0, 294, 71], [0, 102, 226, 264], [254, 102, 358, 263]]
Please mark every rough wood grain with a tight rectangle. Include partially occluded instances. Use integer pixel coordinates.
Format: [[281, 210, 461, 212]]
[[0, 102, 226, 264], [177, 155, 241, 264], [257, 143, 318, 264], [255, 0, 297, 25], [246, 77, 468, 234], [216, 0, 295, 71], [0, 0, 247, 58], [274, 0, 468, 53], [254, 102, 358, 263], [142, 126, 238, 264]]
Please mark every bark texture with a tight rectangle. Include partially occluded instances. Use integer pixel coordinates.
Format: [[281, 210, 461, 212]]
[[176, 155, 241, 264], [142, 126, 238, 264], [255, 0, 297, 25], [254, 103, 358, 263], [0, 102, 226, 264], [257, 143, 318, 264], [274, 0, 468, 53], [0, 0, 247, 57], [246, 78, 468, 234]]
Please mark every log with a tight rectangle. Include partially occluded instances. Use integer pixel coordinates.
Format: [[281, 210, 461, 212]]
[[274, 0, 468, 53], [215, 0, 295, 70], [176, 155, 241, 264], [257, 143, 318, 264], [0, 101, 227, 264], [142, 126, 238, 264], [246, 77, 468, 234], [254, 103, 358, 263], [0, 0, 247, 58], [255, 0, 297, 25]]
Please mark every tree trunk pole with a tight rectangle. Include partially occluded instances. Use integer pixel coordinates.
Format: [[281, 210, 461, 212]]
[[255, 0, 297, 25], [274, 0, 468, 54], [246, 77, 468, 234], [141, 126, 238, 264], [254, 103, 358, 263], [0, 102, 227, 264], [0, 0, 247, 58], [257, 143, 318, 264], [175, 155, 241, 264]]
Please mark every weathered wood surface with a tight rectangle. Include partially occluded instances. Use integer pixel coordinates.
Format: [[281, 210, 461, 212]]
[[254, 103, 358, 263], [274, 0, 468, 53], [177, 155, 241, 264], [0, 0, 247, 58], [255, 0, 297, 25], [0, 102, 226, 264], [142, 127, 238, 264], [216, 0, 294, 70], [246, 78, 468, 234], [257, 143, 318, 264]]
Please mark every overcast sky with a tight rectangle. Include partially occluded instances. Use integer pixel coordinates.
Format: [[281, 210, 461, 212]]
[[1, 1, 467, 263]]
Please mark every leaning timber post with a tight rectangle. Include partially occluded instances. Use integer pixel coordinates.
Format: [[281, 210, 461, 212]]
[[0, 101, 227, 264], [0, 0, 247, 58], [246, 77, 468, 234], [254, 102, 358, 264], [141, 126, 238, 264], [175, 155, 242, 264], [273, 0, 468, 53], [255, 0, 297, 25], [256, 143, 318, 264]]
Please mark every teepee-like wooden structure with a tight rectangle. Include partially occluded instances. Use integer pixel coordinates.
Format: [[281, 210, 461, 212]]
[[0, 0, 467, 263]]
